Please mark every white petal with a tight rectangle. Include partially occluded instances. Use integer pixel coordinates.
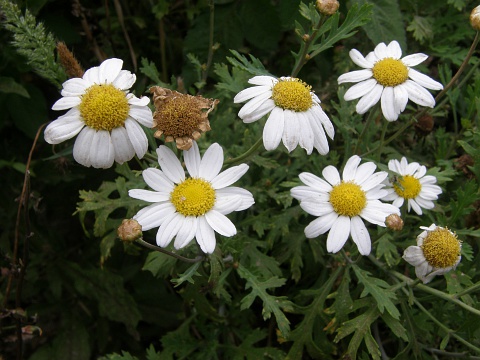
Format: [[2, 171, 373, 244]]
[[205, 210, 237, 237], [304, 212, 338, 238], [349, 49, 374, 68], [408, 68, 443, 90], [393, 85, 409, 113], [128, 189, 169, 203], [156, 145, 185, 183], [326, 216, 351, 253], [402, 246, 425, 266], [238, 90, 273, 119], [413, 197, 434, 210], [350, 216, 371, 255], [387, 40, 402, 59], [52, 96, 81, 111], [356, 84, 383, 114], [381, 87, 399, 121], [216, 187, 254, 211], [241, 99, 276, 123], [234, 85, 271, 104], [211, 164, 249, 189], [311, 105, 335, 139], [128, 95, 150, 107], [125, 118, 148, 158], [248, 75, 277, 86], [111, 126, 135, 164], [263, 107, 284, 151], [184, 141, 201, 177], [199, 143, 224, 181], [344, 78, 377, 100], [342, 155, 361, 181], [322, 165, 341, 186], [408, 199, 423, 215], [404, 80, 436, 107], [129, 104, 153, 128], [282, 110, 300, 152], [82, 65, 100, 84], [361, 172, 388, 191], [73, 127, 94, 167], [338, 69, 373, 84], [213, 194, 242, 215], [44, 109, 84, 144], [196, 216, 216, 253], [299, 172, 332, 193], [297, 112, 314, 154], [355, 162, 377, 186], [174, 216, 198, 250], [360, 200, 399, 226], [401, 53, 428, 67], [156, 212, 183, 247], [374, 42, 388, 59], [98, 58, 123, 84], [61, 78, 90, 97], [143, 168, 175, 193], [112, 70, 136, 90], [300, 199, 334, 217], [133, 202, 174, 230], [89, 130, 115, 168], [291, 186, 322, 201]]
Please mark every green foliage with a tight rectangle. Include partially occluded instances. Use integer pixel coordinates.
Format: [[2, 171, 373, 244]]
[[2, 0, 480, 359]]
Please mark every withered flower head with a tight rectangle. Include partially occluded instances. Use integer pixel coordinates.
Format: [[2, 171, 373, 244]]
[[150, 86, 219, 150]]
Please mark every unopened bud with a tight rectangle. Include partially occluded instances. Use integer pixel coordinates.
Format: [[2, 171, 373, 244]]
[[470, 6, 480, 31], [386, 214, 404, 231], [316, 0, 340, 16], [117, 219, 143, 242], [302, 34, 310, 42]]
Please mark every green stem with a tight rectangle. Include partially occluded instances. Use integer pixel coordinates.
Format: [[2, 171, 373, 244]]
[[291, 14, 327, 77], [376, 120, 389, 160], [223, 136, 263, 166], [353, 105, 378, 155], [453, 281, 480, 298], [361, 118, 414, 158], [406, 289, 480, 354], [199, 0, 216, 92], [434, 31, 479, 103], [135, 238, 204, 263]]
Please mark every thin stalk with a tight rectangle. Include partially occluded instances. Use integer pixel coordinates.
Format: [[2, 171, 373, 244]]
[[135, 238, 204, 263], [353, 105, 378, 155], [223, 136, 263, 166], [453, 281, 480, 298], [376, 120, 389, 160], [199, 0, 215, 92], [291, 14, 328, 77]]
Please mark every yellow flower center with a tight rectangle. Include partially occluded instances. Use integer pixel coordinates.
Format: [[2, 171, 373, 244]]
[[372, 58, 409, 87], [79, 84, 129, 131], [329, 181, 367, 217], [421, 228, 461, 268], [271, 78, 313, 112], [394, 175, 422, 199], [170, 178, 216, 216], [156, 96, 205, 137]]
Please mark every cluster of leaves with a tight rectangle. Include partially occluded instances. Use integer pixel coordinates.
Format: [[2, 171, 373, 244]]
[[1, 0, 480, 359]]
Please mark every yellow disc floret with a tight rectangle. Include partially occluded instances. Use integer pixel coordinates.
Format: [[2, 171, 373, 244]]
[[372, 58, 409, 87], [271, 78, 313, 112], [394, 175, 422, 199], [170, 178, 216, 216], [79, 84, 130, 131], [421, 227, 461, 268], [329, 181, 367, 217]]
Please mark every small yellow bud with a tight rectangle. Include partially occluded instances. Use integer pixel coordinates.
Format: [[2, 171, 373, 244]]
[[302, 34, 310, 42], [117, 219, 143, 242], [316, 0, 340, 16], [470, 6, 480, 31], [385, 214, 404, 231]]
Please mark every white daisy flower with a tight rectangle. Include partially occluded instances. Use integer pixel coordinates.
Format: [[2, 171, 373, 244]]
[[128, 142, 254, 254], [290, 155, 400, 255], [403, 224, 461, 284], [233, 75, 335, 155], [382, 157, 442, 215], [44, 58, 153, 168], [337, 40, 443, 122]]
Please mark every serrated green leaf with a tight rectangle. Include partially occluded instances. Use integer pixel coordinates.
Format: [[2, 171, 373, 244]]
[[237, 264, 292, 338], [142, 251, 177, 278], [140, 57, 170, 87], [381, 312, 408, 342], [375, 233, 400, 267], [98, 351, 139, 360], [352, 265, 400, 319], [406, 15, 433, 43], [226, 50, 271, 77], [171, 261, 202, 287]]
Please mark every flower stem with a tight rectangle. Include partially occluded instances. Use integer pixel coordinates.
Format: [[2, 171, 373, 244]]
[[291, 14, 327, 78], [135, 238, 204, 263], [223, 136, 263, 166]]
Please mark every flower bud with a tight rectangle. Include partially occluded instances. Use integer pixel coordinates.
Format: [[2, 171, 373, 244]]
[[117, 219, 143, 242], [385, 214, 404, 231], [316, 0, 340, 16], [470, 6, 480, 31]]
